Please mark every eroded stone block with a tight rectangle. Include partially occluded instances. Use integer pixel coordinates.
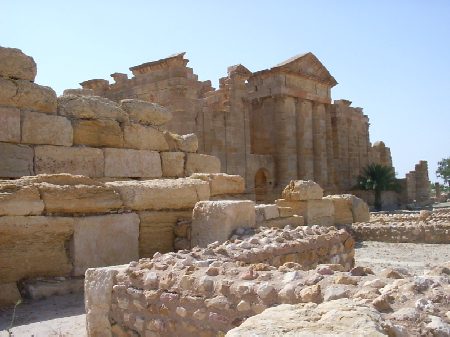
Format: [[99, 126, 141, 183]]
[[255, 204, 280, 223], [305, 199, 335, 226], [123, 123, 169, 151], [0, 106, 20, 143], [21, 111, 73, 146], [72, 119, 123, 148], [0, 142, 34, 177], [120, 99, 172, 126], [324, 194, 354, 225], [282, 180, 323, 201], [164, 132, 198, 153], [15, 80, 57, 113], [0, 46, 37, 81], [185, 153, 221, 175], [161, 152, 185, 177], [190, 173, 245, 196], [103, 148, 161, 178], [0, 183, 44, 216]]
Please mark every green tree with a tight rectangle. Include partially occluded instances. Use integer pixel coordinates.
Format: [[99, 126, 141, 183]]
[[436, 157, 450, 187], [357, 164, 399, 211]]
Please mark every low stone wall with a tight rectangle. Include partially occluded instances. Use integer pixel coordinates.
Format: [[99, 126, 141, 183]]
[[85, 225, 355, 337]]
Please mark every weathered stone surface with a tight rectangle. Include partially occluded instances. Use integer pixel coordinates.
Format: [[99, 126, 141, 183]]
[[261, 215, 305, 228], [72, 119, 123, 148], [0, 216, 73, 283], [226, 299, 388, 337], [123, 123, 169, 151], [23, 278, 84, 300], [21, 111, 73, 146], [278, 206, 295, 217], [57, 95, 128, 122], [324, 194, 354, 225], [120, 99, 172, 126], [352, 196, 370, 222], [15, 80, 57, 113], [282, 180, 323, 201], [0, 106, 20, 143], [106, 178, 210, 210], [164, 132, 198, 153], [185, 153, 221, 175], [72, 214, 139, 276], [306, 199, 334, 225], [35, 145, 104, 177], [161, 152, 185, 177], [103, 148, 161, 178], [139, 210, 191, 257], [190, 173, 245, 196], [0, 282, 22, 307], [255, 204, 280, 223], [0, 183, 44, 216], [63, 88, 94, 96], [38, 182, 122, 214], [0, 142, 34, 177], [0, 46, 36, 81], [191, 200, 256, 247]]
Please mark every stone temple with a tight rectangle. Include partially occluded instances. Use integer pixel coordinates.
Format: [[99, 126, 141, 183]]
[[80, 52, 420, 203]]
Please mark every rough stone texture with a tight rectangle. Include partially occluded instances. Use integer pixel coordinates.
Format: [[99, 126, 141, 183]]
[[0, 46, 37, 81], [0, 106, 20, 143], [21, 111, 73, 146], [123, 123, 169, 151], [106, 178, 210, 210], [305, 199, 335, 225], [190, 173, 245, 196], [120, 99, 172, 126], [352, 195, 370, 222], [324, 194, 355, 225], [282, 180, 323, 201], [63, 88, 95, 96], [0, 142, 34, 177], [15, 80, 57, 113], [0, 216, 73, 284], [72, 119, 123, 148], [226, 299, 388, 337], [0, 282, 22, 307], [22, 278, 84, 300], [0, 183, 44, 216], [164, 132, 198, 153], [260, 215, 305, 228], [35, 145, 104, 177], [191, 200, 256, 247], [255, 204, 279, 223], [160, 152, 185, 177], [103, 148, 162, 178], [185, 153, 221, 175], [72, 213, 139, 276], [57, 95, 128, 122]]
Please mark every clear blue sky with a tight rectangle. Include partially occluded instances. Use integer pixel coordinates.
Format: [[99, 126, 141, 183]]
[[1, 1, 449, 182]]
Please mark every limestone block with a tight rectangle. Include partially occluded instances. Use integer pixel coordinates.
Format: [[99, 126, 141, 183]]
[[275, 199, 308, 216], [0, 216, 73, 283], [139, 210, 191, 257], [185, 153, 221, 175], [0, 106, 20, 143], [120, 99, 172, 126], [35, 145, 104, 177], [72, 213, 139, 276], [0, 183, 44, 216], [324, 194, 354, 225], [161, 152, 185, 177], [282, 180, 323, 201], [0, 142, 34, 177], [304, 199, 335, 226], [278, 206, 295, 218], [21, 111, 73, 146], [164, 132, 198, 153], [63, 88, 94, 96], [0, 46, 37, 81], [38, 182, 123, 214], [106, 178, 210, 211], [255, 204, 279, 223], [15, 80, 57, 113], [260, 215, 305, 228], [352, 196, 370, 222], [57, 95, 128, 122], [190, 173, 245, 196], [72, 119, 123, 148], [103, 148, 161, 178], [123, 123, 169, 151], [191, 200, 256, 247], [0, 282, 22, 307]]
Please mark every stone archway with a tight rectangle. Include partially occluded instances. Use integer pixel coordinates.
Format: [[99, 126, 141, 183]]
[[255, 168, 270, 202]]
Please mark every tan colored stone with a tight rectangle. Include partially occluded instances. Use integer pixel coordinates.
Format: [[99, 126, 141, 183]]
[[191, 200, 256, 247], [352, 196, 370, 222], [63, 88, 94, 96], [0, 216, 73, 283], [304, 199, 335, 225], [275, 198, 307, 216], [106, 178, 210, 210], [103, 148, 161, 178], [21, 111, 73, 146], [164, 132, 198, 153], [185, 153, 221, 175], [72, 119, 123, 148], [0, 142, 34, 177], [261, 215, 304, 228], [0, 183, 44, 216], [282, 180, 323, 201], [123, 123, 169, 151], [34, 145, 104, 177], [72, 213, 139, 275], [120, 99, 172, 126], [324, 194, 354, 225], [139, 210, 191, 257], [0, 106, 20, 143], [278, 206, 295, 217], [38, 182, 122, 214], [190, 173, 245, 196], [255, 204, 279, 223], [15, 80, 57, 113], [57, 95, 128, 122], [0, 46, 37, 81], [161, 152, 185, 177], [0, 282, 22, 307]]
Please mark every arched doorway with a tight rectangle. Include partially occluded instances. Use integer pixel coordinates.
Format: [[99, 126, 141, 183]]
[[255, 168, 269, 202]]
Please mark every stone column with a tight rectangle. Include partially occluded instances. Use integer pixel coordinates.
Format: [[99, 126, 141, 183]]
[[325, 104, 335, 190], [312, 103, 328, 186], [296, 100, 314, 180], [415, 161, 430, 204], [406, 172, 417, 203]]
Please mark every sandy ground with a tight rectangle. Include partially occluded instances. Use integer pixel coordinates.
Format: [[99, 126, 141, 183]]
[[1, 242, 449, 336]]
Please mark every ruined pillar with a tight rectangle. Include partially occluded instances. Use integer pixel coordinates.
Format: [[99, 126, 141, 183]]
[[415, 161, 430, 204], [325, 104, 335, 190], [406, 172, 417, 203], [296, 100, 314, 180], [312, 103, 328, 186]]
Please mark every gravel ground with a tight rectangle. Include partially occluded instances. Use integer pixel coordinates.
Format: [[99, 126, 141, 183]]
[[1, 241, 449, 336]]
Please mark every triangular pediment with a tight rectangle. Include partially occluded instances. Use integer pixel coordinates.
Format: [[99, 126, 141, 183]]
[[272, 52, 337, 87]]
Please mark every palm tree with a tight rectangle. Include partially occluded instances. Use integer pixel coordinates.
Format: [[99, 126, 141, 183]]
[[357, 164, 400, 211]]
